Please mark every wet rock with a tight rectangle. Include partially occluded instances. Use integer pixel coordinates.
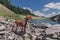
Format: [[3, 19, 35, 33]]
[[31, 23, 48, 29]]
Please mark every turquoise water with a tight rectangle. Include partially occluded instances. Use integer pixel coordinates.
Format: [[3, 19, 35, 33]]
[[32, 20, 59, 25]]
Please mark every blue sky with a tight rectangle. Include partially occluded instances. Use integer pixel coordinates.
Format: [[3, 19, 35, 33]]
[[10, 0, 60, 17]]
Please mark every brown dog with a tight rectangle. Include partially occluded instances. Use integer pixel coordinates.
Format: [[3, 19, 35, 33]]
[[13, 15, 32, 33]]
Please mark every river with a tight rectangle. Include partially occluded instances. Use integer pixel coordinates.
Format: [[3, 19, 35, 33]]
[[32, 19, 60, 25]]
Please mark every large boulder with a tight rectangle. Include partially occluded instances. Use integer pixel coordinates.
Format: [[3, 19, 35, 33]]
[[31, 23, 48, 29], [46, 24, 60, 34], [0, 24, 5, 30], [0, 24, 6, 34], [42, 22, 52, 28], [0, 16, 6, 21]]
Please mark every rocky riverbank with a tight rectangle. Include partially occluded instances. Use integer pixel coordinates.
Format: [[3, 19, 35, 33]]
[[0, 17, 60, 40]]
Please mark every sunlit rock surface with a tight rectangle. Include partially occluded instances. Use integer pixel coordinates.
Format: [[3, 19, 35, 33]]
[[0, 17, 60, 40]]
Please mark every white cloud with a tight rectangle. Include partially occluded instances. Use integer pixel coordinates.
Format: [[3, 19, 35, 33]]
[[22, 7, 60, 17], [23, 7, 32, 12], [43, 2, 60, 11], [33, 11, 45, 16], [45, 12, 56, 18], [23, 7, 45, 17], [45, 12, 60, 18], [43, 8, 49, 11]]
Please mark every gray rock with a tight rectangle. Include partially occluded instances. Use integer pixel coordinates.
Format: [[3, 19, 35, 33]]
[[45, 24, 60, 34]]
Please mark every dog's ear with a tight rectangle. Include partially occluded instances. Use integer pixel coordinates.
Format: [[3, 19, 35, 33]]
[[26, 15, 32, 20]]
